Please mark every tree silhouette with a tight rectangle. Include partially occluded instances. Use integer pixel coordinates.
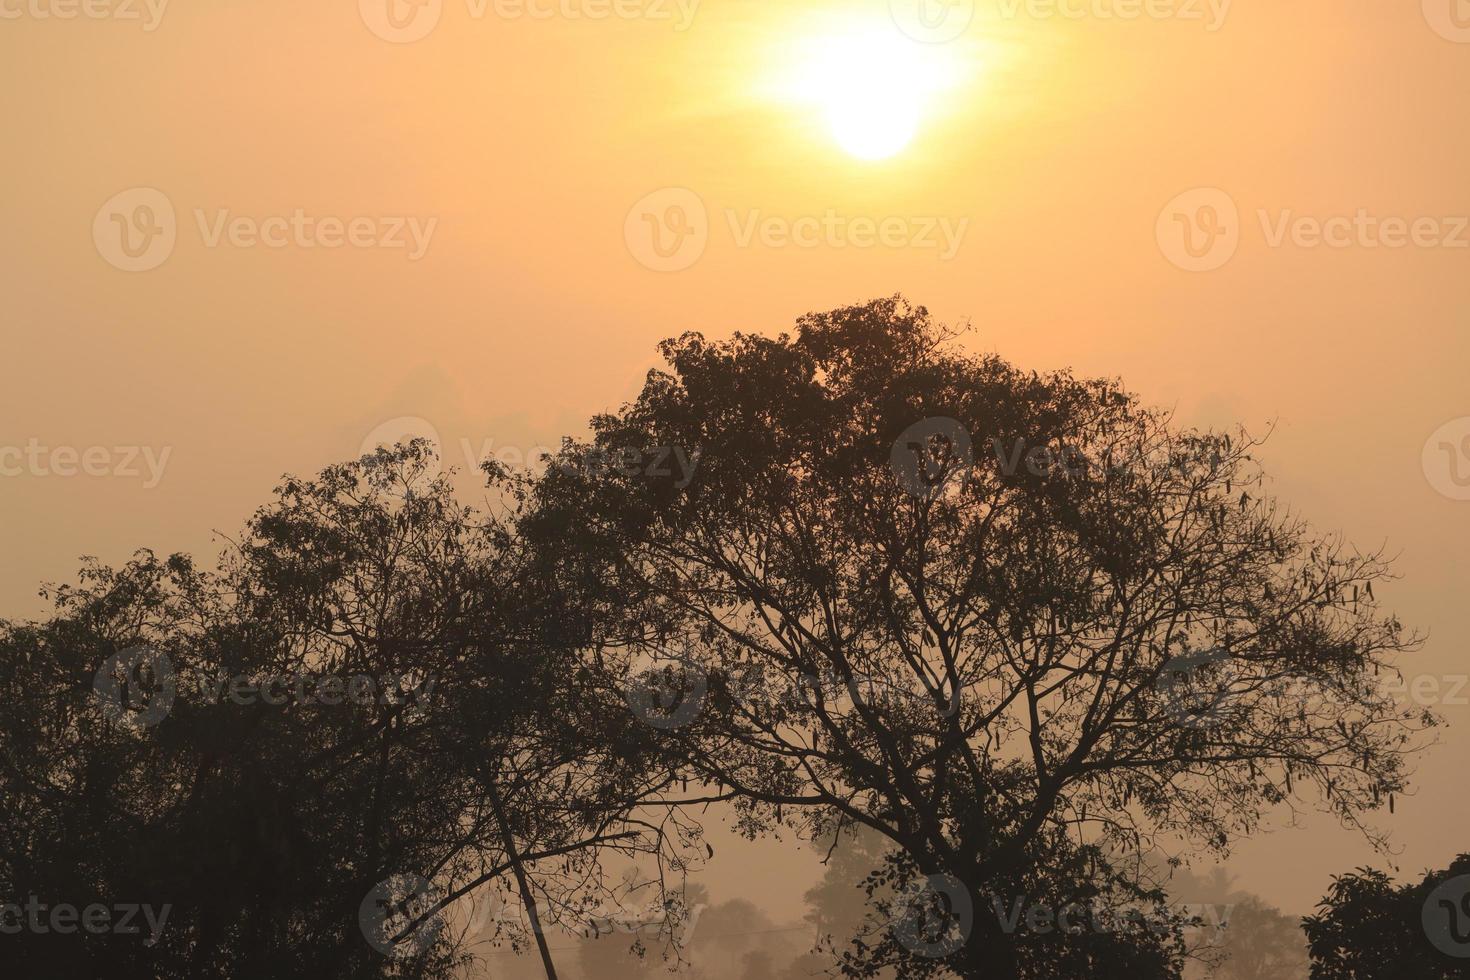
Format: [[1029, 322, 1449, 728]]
[[1303, 854, 1470, 978], [1206, 896, 1308, 980], [0, 298, 1440, 980], [1163, 864, 1308, 980], [525, 296, 1431, 978], [0, 445, 697, 979]]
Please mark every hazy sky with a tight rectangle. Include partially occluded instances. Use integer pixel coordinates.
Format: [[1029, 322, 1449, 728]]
[[4, 0, 1469, 928]]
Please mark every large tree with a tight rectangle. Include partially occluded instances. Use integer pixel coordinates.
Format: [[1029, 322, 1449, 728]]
[[0, 444, 697, 979], [525, 296, 1432, 978]]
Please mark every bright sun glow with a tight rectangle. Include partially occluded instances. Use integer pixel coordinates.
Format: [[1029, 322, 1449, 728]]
[[778, 27, 964, 161]]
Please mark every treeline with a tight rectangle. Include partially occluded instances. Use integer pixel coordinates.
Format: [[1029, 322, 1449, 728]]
[[0, 297, 1449, 979]]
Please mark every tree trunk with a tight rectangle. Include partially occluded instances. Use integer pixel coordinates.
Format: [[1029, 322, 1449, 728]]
[[953, 898, 1021, 980], [485, 777, 560, 980]]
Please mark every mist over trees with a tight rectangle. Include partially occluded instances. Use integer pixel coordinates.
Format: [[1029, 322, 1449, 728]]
[[0, 297, 1450, 979]]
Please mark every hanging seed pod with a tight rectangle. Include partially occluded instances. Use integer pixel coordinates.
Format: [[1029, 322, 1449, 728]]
[[1285, 768, 1293, 794], [1389, 793, 1395, 814]]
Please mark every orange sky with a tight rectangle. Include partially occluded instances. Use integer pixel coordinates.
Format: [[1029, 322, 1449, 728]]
[[4, 0, 1469, 926]]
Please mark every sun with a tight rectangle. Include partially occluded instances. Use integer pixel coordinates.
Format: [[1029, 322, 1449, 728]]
[[778, 26, 964, 161]]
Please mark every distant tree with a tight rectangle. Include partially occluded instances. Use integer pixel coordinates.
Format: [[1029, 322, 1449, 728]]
[[0, 444, 697, 980], [1208, 896, 1308, 980], [1161, 864, 1307, 979], [742, 949, 778, 978], [803, 825, 895, 964], [1303, 854, 1470, 979], [526, 296, 1432, 979]]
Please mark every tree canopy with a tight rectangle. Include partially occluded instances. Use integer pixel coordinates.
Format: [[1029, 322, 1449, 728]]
[[524, 295, 1432, 977], [0, 297, 1438, 980], [1303, 854, 1470, 978]]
